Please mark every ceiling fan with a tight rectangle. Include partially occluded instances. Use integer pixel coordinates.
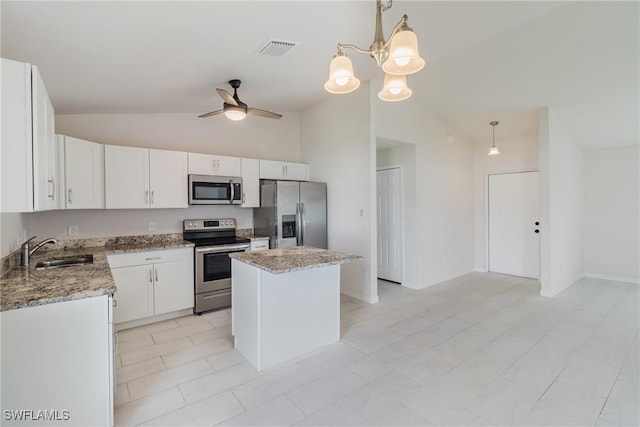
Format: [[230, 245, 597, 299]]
[[199, 79, 282, 121]]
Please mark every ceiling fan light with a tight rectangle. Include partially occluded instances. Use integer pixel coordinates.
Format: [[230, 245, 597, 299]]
[[224, 106, 247, 121], [324, 52, 360, 94], [378, 74, 412, 102], [383, 28, 425, 75]]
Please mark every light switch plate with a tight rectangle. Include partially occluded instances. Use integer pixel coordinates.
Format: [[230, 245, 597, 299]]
[[67, 225, 78, 236]]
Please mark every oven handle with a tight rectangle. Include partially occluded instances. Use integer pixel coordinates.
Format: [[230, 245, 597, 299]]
[[195, 244, 250, 253]]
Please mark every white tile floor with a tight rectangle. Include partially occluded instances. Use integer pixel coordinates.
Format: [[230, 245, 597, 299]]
[[114, 273, 639, 426]]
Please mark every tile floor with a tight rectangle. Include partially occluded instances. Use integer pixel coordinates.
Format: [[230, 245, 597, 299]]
[[114, 273, 639, 426]]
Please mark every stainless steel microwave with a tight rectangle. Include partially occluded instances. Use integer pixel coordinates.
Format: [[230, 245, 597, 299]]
[[188, 175, 242, 205]]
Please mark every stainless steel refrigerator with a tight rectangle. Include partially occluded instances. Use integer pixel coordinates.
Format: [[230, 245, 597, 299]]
[[254, 180, 327, 249]]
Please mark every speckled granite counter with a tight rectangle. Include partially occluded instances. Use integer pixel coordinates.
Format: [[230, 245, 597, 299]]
[[229, 246, 362, 274], [236, 229, 270, 242], [0, 235, 194, 312]]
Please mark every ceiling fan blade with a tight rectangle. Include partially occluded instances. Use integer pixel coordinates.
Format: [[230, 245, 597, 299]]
[[198, 109, 224, 118], [216, 88, 238, 106], [248, 108, 282, 120]]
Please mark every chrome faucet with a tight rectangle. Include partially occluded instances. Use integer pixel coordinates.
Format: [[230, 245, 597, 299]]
[[20, 236, 58, 267]]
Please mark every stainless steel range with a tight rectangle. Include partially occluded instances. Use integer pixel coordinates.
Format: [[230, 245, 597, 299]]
[[183, 218, 250, 314]]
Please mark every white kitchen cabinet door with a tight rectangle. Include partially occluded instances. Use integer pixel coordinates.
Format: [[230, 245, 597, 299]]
[[259, 160, 309, 181], [62, 135, 105, 209], [112, 264, 154, 323], [1, 295, 113, 427], [241, 158, 260, 208], [1, 59, 33, 212], [153, 258, 194, 315], [32, 66, 58, 211], [188, 153, 242, 176], [149, 149, 188, 208], [105, 145, 150, 209]]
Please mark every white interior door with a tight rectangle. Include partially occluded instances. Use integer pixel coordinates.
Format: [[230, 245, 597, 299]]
[[489, 171, 540, 279], [377, 167, 403, 283]]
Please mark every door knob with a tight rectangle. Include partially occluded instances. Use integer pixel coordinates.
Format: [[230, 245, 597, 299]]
[[534, 229, 540, 233], [535, 221, 540, 226]]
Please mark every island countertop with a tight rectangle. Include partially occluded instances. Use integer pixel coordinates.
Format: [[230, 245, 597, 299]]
[[229, 246, 362, 274]]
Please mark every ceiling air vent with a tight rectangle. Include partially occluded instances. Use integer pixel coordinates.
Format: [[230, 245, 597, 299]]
[[257, 39, 298, 57]]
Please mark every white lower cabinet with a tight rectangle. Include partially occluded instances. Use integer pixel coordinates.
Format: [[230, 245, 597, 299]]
[[0, 295, 114, 426], [108, 248, 194, 324]]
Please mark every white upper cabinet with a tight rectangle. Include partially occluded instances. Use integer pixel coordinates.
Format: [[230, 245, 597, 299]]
[[188, 153, 242, 177], [58, 135, 105, 209], [241, 158, 260, 208], [32, 68, 58, 211], [149, 149, 188, 208], [1, 59, 57, 212], [259, 160, 309, 181], [105, 145, 187, 209]]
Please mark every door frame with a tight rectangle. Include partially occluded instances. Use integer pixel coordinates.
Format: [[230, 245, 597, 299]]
[[485, 169, 540, 273], [376, 165, 405, 285]]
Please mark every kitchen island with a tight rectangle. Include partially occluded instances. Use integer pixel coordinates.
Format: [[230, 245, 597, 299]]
[[229, 246, 361, 371]]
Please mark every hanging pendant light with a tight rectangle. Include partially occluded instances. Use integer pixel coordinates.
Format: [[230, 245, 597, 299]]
[[488, 121, 501, 156]]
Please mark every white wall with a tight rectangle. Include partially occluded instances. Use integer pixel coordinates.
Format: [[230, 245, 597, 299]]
[[1, 112, 303, 246], [376, 144, 417, 286], [25, 205, 253, 242], [0, 213, 27, 257], [583, 145, 639, 283], [539, 107, 584, 296], [371, 88, 476, 289], [474, 133, 539, 270], [56, 113, 301, 161], [300, 84, 375, 303]]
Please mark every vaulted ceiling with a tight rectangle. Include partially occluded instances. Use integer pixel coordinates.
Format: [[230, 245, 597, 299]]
[[2, 1, 638, 149]]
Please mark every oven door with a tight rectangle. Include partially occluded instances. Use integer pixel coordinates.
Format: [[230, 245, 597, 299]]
[[189, 175, 242, 205], [195, 244, 249, 294]]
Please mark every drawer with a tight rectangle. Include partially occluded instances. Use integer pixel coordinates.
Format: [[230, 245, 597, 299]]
[[250, 240, 269, 251], [195, 290, 231, 313], [107, 247, 192, 268]]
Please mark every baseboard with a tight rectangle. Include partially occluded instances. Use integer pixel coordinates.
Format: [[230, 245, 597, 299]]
[[584, 272, 640, 285], [404, 268, 476, 290], [540, 273, 585, 297], [115, 308, 194, 331], [341, 288, 378, 304]]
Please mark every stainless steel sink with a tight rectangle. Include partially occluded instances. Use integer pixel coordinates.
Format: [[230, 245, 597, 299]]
[[35, 254, 94, 270]]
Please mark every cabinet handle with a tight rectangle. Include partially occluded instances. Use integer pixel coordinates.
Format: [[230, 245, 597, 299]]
[[48, 178, 55, 199], [144, 257, 161, 261], [285, 165, 288, 175], [155, 268, 158, 282], [68, 188, 73, 204], [148, 269, 153, 283], [151, 190, 155, 204], [145, 190, 149, 204]]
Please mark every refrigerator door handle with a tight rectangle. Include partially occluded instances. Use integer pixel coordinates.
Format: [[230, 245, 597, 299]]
[[300, 202, 305, 246], [296, 203, 302, 246]]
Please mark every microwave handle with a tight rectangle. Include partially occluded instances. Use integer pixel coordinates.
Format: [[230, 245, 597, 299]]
[[229, 179, 235, 204], [296, 203, 302, 246]]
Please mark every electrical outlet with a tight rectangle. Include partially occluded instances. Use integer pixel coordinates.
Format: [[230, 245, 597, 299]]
[[67, 225, 78, 236], [148, 222, 156, 232]]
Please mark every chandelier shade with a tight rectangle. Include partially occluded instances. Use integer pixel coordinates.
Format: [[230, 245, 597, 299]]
[[378, 74, 412, 101], [382, 26, 425, 75], [324, 52, 361, 94]]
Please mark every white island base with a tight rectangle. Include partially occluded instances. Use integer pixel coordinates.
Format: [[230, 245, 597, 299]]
[[231, 260, 340, 371]]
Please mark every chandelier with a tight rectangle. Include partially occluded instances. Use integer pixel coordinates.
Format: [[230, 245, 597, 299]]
[[324, 0, 425, 102]]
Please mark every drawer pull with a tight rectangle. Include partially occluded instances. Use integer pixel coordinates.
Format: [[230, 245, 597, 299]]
[[145, 257, 161, 261]]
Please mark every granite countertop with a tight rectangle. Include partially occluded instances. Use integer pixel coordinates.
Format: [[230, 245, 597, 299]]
[[236, 229, 270, 241], [229, 246, 362, 274], [0, 236, 194, 312]]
